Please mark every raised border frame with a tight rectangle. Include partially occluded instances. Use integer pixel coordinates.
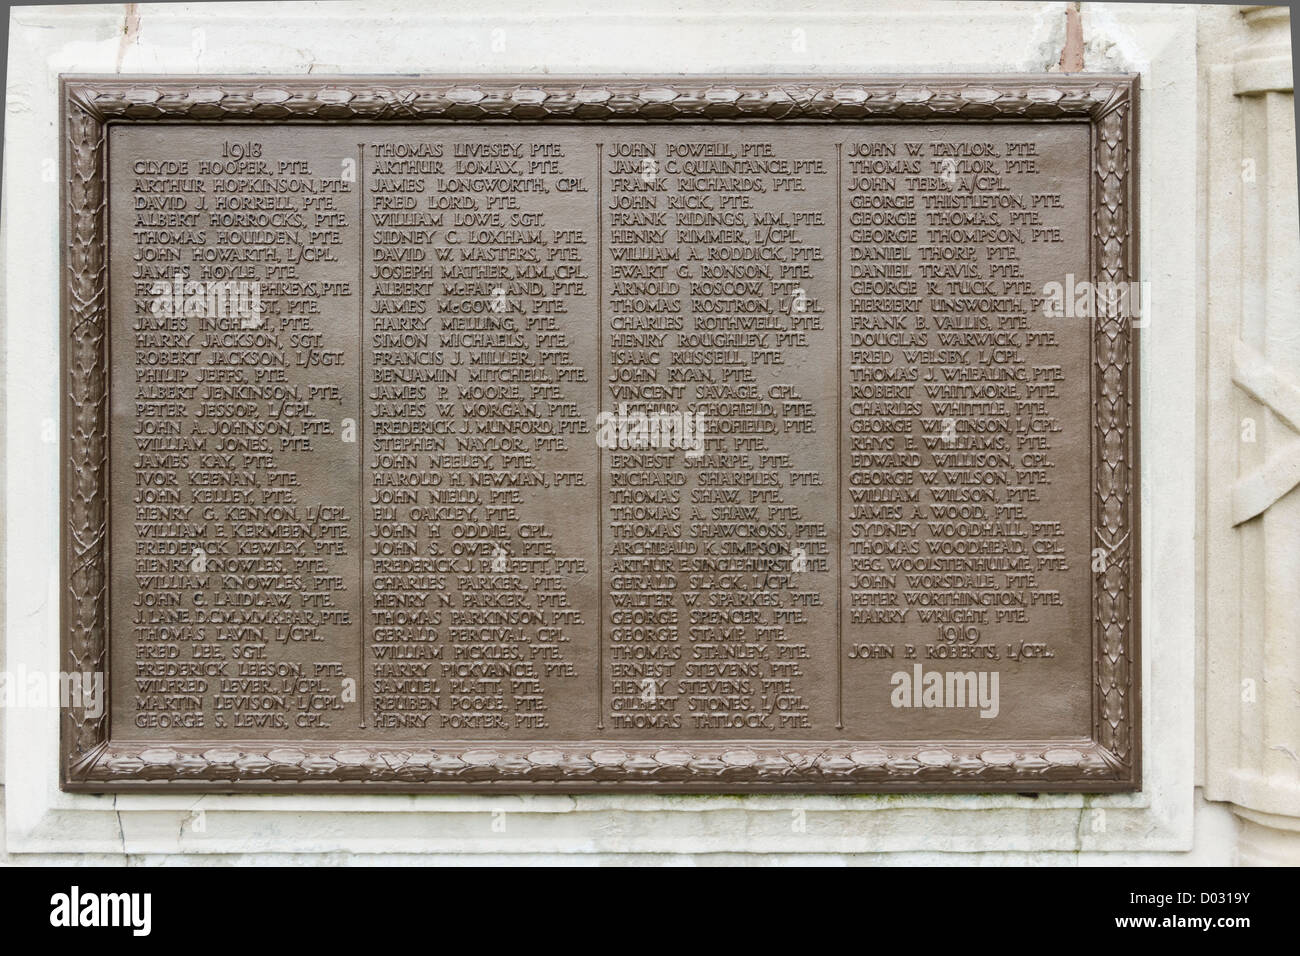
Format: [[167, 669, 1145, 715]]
[[60, 74, 1139, 794]]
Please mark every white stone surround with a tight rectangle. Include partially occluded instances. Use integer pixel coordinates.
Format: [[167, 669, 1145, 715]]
[[0, 0, 1276, 863]]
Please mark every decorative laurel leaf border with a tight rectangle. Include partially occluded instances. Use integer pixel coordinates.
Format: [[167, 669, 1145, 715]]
[[61, 75, 1139, 793]]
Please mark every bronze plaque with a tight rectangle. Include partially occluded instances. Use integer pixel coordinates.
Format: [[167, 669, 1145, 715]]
[[61, 76, 1140, 792]]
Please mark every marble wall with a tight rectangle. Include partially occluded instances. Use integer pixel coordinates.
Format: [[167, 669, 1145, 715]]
[[1, 0, 1292, 864]]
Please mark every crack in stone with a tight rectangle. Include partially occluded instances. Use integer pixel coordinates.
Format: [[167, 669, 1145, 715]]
[[116, 3, 141, 74], [113, 793, 128, 860], [1059, 2, 1085, 72]]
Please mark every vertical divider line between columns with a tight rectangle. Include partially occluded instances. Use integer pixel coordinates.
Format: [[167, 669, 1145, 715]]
[[596, 142, 604, 732], [836, 141, 844, 733], [357, 142, 367, 730]]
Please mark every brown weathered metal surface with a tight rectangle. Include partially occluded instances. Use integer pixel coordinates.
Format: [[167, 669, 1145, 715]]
[[62, 76, 1140, 792]]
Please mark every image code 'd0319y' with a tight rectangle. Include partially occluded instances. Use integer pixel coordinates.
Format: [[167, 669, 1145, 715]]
[[61, 76, 1140, 793]]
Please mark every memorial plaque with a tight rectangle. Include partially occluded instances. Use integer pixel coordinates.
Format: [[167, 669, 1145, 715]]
[[61, 76, 1140, 792]]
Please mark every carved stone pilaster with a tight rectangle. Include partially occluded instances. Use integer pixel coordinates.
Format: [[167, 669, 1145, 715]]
[[1204, 4, 1300, 864], [1234, 5, 1295, 95]]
